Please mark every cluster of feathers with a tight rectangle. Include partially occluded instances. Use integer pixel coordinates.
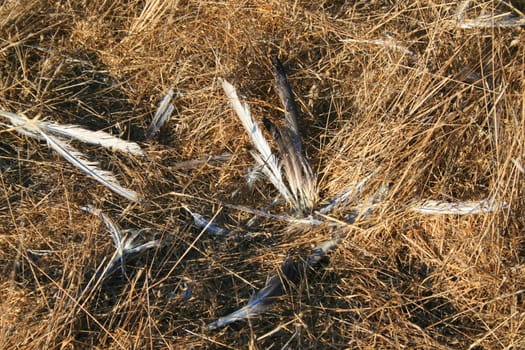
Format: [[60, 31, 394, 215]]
[[0, 56, 505, 330]]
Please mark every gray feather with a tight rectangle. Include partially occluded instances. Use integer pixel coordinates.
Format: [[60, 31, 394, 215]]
[[182, 204, 232, 236], [206, 235, 342, 331], [272, 56, 302, 155], [206, 258, 299, 330]]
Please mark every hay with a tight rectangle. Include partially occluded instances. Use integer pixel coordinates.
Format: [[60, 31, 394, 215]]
[[1, 1, 524, 348]]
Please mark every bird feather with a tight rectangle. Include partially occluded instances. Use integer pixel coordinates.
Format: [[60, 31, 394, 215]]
[[269, 58, 318, 212], [0, 110, 41, 138], [81, 205, 159, 279], [38, 129, 140, 201], [318, 172, 376, 214], [412, 199, 506, 215], [182, 204, 232, 236], [43, 122, 145, 157], [221, 79, 293, 205], [207, 258, 299, 330], [272, 56, 302, 154], [1, 110, 145, 157], [206, 236, 340, 330], [146, 88, 175, 140], [1, 110, 140, 201]]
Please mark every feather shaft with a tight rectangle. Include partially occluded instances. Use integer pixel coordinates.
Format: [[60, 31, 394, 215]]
[[224, 203, 324, 226]]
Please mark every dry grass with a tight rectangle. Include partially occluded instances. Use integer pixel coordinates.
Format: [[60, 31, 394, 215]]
[[1, 0, 525, 349]]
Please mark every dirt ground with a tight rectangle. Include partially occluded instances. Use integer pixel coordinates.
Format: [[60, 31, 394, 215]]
[[1, 1, 524, 349]]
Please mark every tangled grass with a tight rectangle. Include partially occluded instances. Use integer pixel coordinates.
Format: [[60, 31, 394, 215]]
[[1, 1, 524, 348]]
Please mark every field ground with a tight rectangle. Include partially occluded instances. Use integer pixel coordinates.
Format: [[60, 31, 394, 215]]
[[1, 1, 525, 349]]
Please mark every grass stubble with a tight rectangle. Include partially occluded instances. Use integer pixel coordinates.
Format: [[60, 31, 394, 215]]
[[1, 0, 525, 348]]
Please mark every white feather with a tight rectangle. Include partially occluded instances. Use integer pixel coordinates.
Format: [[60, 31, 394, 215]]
[[37, 130, 140, 201], [182, 203, 232, 236], [318, 172, 376, 214], [245, 165, 264, 189], [412, 199, 506, 215], [249, 151, 293, 204], [0, 110, 41, 138], [1, 110, 141, 201], [146, 88, 175, 140], [81, 205, 159, 279], [221, 79, 293, 204], [0, 110, 145, 157], [43, 122, 145, 157]]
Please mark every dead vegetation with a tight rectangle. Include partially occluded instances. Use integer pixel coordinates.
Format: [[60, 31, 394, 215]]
[[1, 0, 524, 349]]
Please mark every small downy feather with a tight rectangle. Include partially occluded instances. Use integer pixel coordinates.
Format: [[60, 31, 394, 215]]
[[146, 88, 175, 140], [245, 165, 264, 189], [81, 205, 126, 276], [81, 205, 160, 279], [182, 204, 232, 236]]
